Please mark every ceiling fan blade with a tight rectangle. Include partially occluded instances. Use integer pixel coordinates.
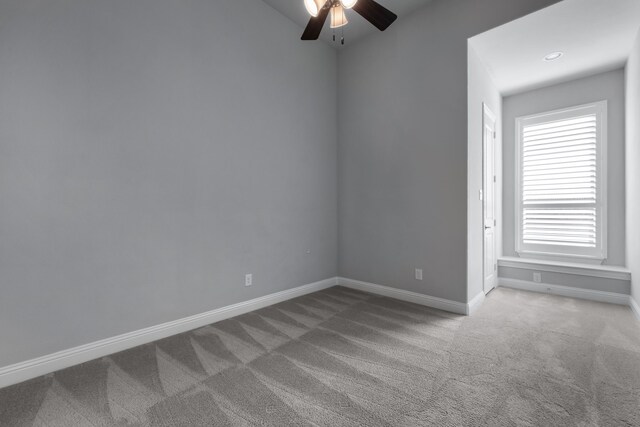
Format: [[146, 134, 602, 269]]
[[301, 3, 331, 40], [352, 0, 397, 31]]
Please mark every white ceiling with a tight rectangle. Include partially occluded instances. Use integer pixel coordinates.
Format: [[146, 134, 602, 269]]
[[470, 0, 640, 96], [261, 0, 432, 47]]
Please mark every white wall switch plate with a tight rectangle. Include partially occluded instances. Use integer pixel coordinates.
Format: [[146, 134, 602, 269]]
[[415, 269, 423, 281], [245, 274, 253, 287]]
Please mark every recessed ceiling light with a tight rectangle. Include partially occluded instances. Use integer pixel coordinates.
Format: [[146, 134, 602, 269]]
[[544, 51, 564, 62]]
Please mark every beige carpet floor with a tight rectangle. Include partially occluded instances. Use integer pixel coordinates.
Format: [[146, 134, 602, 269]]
[[1, 286, 639, 426]]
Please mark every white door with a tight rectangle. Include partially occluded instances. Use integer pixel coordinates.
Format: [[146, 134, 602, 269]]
[[483, 104, 497, 294]]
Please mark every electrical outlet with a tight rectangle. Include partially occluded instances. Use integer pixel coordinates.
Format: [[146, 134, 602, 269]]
[[415, 269, 423, 281], [245, 274, 253, 287], [533, 272, 542, 283]]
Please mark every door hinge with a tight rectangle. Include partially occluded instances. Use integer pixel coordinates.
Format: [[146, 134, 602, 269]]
[[493, 175, 496, 183], [494, 219, 497, 226], [493, 131, 496, 139]]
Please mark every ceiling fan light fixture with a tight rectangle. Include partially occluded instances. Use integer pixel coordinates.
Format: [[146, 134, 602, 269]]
[[304, 0, 324, 17], [330, 4, 348, 28], [341, 0, 358, 9], [301, 0, 397, 41]]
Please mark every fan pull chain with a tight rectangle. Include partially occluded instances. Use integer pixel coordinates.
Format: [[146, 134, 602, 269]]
[[341, 23, 344, 45], [333, 9, 336, 44]]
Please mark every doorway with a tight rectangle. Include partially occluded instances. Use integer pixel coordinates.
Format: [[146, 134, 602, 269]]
[[483, 104, 497, 294]]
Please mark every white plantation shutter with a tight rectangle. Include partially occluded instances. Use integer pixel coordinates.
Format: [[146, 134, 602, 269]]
[[516, 102, 607, 261]]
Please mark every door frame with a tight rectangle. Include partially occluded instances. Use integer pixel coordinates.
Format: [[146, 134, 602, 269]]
[[482, 103, 497, 294]]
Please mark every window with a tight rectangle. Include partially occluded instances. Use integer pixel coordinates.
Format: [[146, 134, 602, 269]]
[[515, 101, 607, 262]]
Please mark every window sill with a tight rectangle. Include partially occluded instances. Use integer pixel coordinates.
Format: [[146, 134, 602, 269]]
[[498, 256, 631, 281], [515, 251, 605, 265]]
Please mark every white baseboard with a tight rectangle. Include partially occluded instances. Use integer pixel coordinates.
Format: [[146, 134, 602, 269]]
[[0, 277, 338, 389], [337, 277, 472, 315], [630, 297, 640, 322], [467, 291, 486, 316], [498, 278, 630, 306]]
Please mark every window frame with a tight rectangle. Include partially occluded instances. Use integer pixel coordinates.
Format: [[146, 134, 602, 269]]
[[515, 101, 608, 263]]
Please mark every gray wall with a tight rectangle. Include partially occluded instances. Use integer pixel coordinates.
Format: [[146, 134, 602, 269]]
[[467, 44, 502, 300], [502, 69, 627, 267], [626, 30, 640, 307], [337, 0, 559, 303], [0, 0, 337, 367]]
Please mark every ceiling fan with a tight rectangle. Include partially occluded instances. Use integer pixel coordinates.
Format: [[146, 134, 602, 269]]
[[301, 0, 397, 42]]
